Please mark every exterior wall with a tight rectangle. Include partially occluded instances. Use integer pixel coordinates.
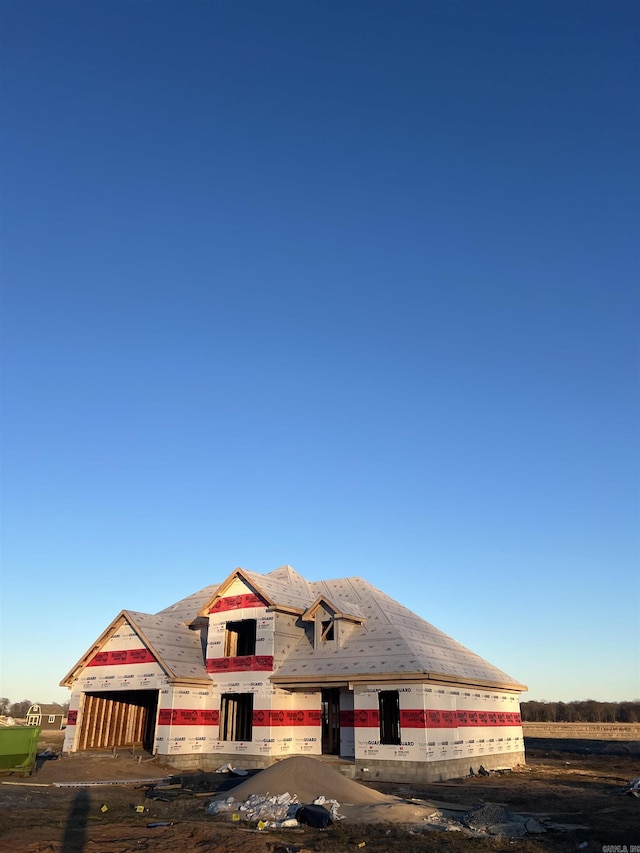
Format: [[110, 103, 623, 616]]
[[63, 620, 170, 753], [156, 685, 215, 757], [203, 579, 323, 761], [63, 693, 82, 751], [352, 683, 524, 774], [69, 621, 169, 694]]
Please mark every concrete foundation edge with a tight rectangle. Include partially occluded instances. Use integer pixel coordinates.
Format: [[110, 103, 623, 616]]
[[157, 749, 526, 783], [354, 750, 526, 782]]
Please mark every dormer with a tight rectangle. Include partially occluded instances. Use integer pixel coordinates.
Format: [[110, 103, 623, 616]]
[[198, 570, 266, 668], [302, 596, 364, 649]]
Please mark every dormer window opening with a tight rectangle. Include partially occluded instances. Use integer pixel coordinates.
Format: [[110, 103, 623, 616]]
[[224, 619, 256, 657], [321, 620, 335, 642]]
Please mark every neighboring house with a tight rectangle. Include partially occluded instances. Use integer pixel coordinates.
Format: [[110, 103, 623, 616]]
[[61, 566, 526, 782], [26, 703, 67, 730]]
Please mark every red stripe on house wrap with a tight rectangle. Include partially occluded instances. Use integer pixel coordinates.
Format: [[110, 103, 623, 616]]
[[353, 709, 522, 728], [209, 593, 266, 613], [88, 649, 157, 667], [253, 709, 322, 727], [157, 709, 220, 726], [155, 708, 322, 728], [66, 710, 78, 726], [353, 709, 379, 727], [206, 655, 274, 673]]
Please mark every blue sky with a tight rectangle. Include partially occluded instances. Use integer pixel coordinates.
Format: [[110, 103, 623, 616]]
[[1, 0, 638, 706]]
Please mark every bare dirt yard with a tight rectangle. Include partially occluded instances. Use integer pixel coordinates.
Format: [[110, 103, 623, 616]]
[[0, 729, 638, 853]]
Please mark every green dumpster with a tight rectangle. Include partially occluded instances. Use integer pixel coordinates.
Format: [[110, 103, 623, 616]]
[[0, 726, 41, 776]]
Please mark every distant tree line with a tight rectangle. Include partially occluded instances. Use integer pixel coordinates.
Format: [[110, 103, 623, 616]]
[[0, 698, 70, 718], [521, 700, 640, 723]]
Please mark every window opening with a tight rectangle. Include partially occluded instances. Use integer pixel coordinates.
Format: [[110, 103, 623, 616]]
[[321, 620, 335, 642], [224, 619, 257, 657], [379, 690, 401, 745], [48, 715, 56, 723], [220, 694, 253, 741]]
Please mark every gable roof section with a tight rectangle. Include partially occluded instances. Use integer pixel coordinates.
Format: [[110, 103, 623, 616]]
[[302, 594, 364, 623], [272, 576, 526, 692], [61, 565, 525, 695], [60, 609, 209, 688], [198, 565, 314, 616]]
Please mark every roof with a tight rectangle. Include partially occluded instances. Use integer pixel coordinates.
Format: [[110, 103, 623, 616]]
[[273, 576, 525, 691], [157, 568, 524, 690], [302, 594, 364, 622], [197, 566, 315, 616], [60, 609, 209, 687], [157, 583, 220, 622], [124, 610, 208, 682], [62, 566, 525, 693]]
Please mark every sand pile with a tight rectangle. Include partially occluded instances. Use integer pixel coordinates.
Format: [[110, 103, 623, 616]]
[[214, 756, 393, 805], [210, 757, 443, 825]]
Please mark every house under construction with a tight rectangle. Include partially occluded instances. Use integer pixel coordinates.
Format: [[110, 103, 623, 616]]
[[61, 565, 526, 781]]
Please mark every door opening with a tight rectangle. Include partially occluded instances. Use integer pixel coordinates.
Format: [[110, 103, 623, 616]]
[[321, 688, 340, 755]]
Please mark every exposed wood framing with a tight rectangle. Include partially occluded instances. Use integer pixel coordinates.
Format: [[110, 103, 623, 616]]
[[77, 692, 157, 750]]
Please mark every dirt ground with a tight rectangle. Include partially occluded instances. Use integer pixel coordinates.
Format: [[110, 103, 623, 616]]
[[0, 732, 638, 853]]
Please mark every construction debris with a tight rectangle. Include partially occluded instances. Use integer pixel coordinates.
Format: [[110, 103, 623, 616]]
[[53, 777, 170, 788], [36, 748, 59, 761], [463, 803, 546, 837], [206, 791, 340, 828], [413, 803, 549, 838], [216, 762, 248, 776], [198, 757, 554, 839]]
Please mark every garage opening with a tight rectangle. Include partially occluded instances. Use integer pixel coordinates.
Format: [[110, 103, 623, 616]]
[[77, 690, 158, 751]]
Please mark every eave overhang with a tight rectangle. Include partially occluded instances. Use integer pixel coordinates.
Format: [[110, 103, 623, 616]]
[[270, 671, 527, 693]]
